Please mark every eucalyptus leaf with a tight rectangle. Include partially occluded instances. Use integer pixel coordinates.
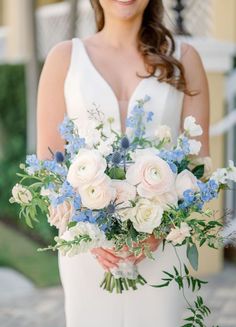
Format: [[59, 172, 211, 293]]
[[187, 243, 199, 271]]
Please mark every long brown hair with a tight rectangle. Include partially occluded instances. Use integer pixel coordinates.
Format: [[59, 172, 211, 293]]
[[90, 0, 195, 95]]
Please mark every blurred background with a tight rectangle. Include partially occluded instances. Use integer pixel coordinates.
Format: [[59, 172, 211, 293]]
[[0, 0, 236, 326]]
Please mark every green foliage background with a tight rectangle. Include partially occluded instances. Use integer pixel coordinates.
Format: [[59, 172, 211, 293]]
[[0, 64, 55, 244]]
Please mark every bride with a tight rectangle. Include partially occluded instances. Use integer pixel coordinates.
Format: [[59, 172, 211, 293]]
[[37, 0, 210, 326]]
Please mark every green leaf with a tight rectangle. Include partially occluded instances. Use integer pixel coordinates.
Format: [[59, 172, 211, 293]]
[[187, 243, 199, 271], [192, 164, 205, 179], [108, 167, 125, 180]]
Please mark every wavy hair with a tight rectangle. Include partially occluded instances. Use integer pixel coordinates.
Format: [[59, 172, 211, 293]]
[[90, 0, 195, 95]]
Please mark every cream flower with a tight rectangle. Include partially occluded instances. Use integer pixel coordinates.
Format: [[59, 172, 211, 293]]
[[67, 149, 106, 188], [47, 201, 74, 234], [59, 222, 113, 256], [154, 189, 178, 210], [189, 156, 213, 180], [184, 116, 203, 137], [11, 184, 32, 204], [79, 175, 116, 210], [130, 198, 164, 234], [97, 140, 113, 156], [188, 139, 202, 155], [155, 125, 172, 142], [175, 169, 199, 199], [166, 222, 191, 245], [126, 151, 175, 198], [112, 180, 136, 208], [77, 121, 100, 148]]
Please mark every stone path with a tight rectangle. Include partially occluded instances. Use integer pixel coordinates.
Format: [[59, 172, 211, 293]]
[[0, 263, 236, 327]]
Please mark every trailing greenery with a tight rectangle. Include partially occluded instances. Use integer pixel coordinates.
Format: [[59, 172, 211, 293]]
[[0, 64, 55, 243]]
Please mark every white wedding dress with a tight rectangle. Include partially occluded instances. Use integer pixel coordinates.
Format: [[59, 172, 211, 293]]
[[59, 37, 187, 327]]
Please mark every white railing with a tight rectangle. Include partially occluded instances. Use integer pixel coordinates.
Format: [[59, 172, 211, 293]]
[[0, 26, 8, 63], [164, 0, 213, 37], [35, 0, 95, 61]]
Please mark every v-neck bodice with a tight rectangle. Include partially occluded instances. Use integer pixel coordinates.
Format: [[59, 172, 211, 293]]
[[64, 37, 184, 141]]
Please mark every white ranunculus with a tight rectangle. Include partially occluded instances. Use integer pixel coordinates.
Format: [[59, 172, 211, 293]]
[[175, 169, 199, 199], [47, 201, 74, 234], [155, 125, 172, 142], [166, 222, 191, 245], [112, 180, 136, 208], [67, 149, 106, 188], [126, 151, 175, 198], [184, 116, 203, 137], [130, 198, 164, 234], [11, 184, 33, 204], [79, 175, 116, 210], [188, 139, 202, 155]]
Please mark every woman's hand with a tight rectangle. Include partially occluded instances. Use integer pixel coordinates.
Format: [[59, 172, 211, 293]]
[[91, 247, 124, 271]]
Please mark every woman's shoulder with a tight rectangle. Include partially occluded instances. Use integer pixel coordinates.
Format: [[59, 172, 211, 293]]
[[44, 39, 73, 71]]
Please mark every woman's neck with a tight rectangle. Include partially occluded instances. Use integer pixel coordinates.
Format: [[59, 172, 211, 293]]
[[98, 16, 142, 49]]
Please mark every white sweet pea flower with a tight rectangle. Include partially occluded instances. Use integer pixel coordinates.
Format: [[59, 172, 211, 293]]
[[154, 125, 172, 142], [78, 121, 101, 148], [67, 149, 106, 188], [11, 184, 33, 204], [188, 139, 202, 155], [227, 160, 236, 182], [184, 116, 203, 137], [97, 140, 113, 156], [166, 222, 191, 245], [211, 168, 228, 184]]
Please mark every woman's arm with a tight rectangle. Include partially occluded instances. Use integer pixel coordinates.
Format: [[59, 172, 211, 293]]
[[36, 40, 72, 160], [180, 43, 210, 157]]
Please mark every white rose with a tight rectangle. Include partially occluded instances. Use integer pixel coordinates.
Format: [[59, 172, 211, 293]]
[[112, 180, 136, 208], [47, 201, 74, 234], [188, 139, 202, 155], [11, 184, 32, 204], [175, 169, 199, 199], [184, 116, 203, 137], [126, 151, 175, 198], [67, 149, 106, 188], [166, 222, 191, 245], [118, 206, 136, 222], [79, 175, 116, 210], [131, 198, 164, 234], [155, 189, 178, 210], [155, 125, 172, 142]]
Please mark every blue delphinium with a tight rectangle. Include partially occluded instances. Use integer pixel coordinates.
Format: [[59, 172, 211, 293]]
[[198, 180, 219, 203], [159, 149, 185, 164], [126, 96, 153, 139], [72, 210, 97, 224], [26, 154, 41, 174], [43, 159, 67, 176]]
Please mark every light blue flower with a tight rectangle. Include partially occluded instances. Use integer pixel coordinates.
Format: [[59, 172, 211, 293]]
[[26, 154, 41, 174], [146, 111, 154, 122]]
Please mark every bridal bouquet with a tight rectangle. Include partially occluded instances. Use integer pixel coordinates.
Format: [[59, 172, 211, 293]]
[[11, 96, 236, 327]]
